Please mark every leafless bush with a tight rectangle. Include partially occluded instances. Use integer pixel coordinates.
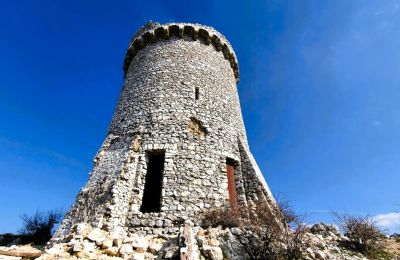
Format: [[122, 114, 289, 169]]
[[250, 201, 307, 259], [203, 200, 307, 259], [202, 205, 246, 228], [277, 200, 298, 225], [334, 212, 384, 255], [18, 209, 63, 245]]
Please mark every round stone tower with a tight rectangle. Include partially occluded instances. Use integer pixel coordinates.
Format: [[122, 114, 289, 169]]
[[54, 22, 276, 240]]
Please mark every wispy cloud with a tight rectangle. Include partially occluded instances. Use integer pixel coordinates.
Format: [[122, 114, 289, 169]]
[[373, 212, 400, 234], [0, 134, 87, 171]]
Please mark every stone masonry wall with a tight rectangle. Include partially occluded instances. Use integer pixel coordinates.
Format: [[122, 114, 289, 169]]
[[54, 22, 277, 242]]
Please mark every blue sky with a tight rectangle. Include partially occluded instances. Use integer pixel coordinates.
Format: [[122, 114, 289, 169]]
[[0, 0, 399, 234]]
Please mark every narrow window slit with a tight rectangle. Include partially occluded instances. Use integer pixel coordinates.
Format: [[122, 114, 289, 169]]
[[195, 87, 200, 100], [140, 150, 165, 213]]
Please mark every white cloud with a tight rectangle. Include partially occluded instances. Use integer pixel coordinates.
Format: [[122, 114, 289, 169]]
[[373, 212, 400, 234]]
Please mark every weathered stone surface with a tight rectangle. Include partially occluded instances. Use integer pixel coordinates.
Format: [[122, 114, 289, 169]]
[[75, 250, 97, 259], [82, 241, 96, 252], [163, 246, 179, 259], [208, 238, 220, 247], [75, 223, 92, 238], [179, 224, 199, 260], [72, 241, 83, 252], [113, 238, 122, 249], [311, 223, 340, 237], [0, 255, 22, 260], [87, 228, 107, 244], [202, 245, 223, 260], [41, 223, 389, 259], [53, 21, 277, 241], [131, 252, 145, 260], [148, 238, 164, 254], [131, 236, 148, 253], [44, 244, 64, 255], [0, 245, 42, 258], [219, 231, 247, 259], [230, 227, 243, 236], [301, 224, 370, 260], [315, 250, 327, 260], [101, 239, 113, 249], [119, 244, 134, 255], [103, 246, 119, 256]]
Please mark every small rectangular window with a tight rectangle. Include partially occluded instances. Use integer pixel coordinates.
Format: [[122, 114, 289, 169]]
[[195, 87, 200, 100], [140, 151, 165, 213]]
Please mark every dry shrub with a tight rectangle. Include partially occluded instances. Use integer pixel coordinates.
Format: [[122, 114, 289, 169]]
[[19, 209, 63, 245], [257, 200, 307, 260], [277, 200, 297, 225], [334, 212, 384, 255], [203, 200, 307, 259], [202, 205, 245, 228]]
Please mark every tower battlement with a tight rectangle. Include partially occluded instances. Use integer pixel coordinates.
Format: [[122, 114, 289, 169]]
[[123, 22, 239, 81]]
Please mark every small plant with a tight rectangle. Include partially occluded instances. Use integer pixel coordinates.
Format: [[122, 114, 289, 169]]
[[334, 212, 384, 256], [18, 209, 63, 245]]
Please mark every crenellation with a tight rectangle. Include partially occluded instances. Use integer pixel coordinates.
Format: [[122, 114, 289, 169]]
[[123, 23, 239, 81]]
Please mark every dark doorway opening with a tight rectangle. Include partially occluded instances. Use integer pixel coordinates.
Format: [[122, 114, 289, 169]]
[[226, 158, 238, 209], [140, 151, 165, 213]]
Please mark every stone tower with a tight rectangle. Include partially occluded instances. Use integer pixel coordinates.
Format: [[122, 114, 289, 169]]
[[54, 22, 277, 240]]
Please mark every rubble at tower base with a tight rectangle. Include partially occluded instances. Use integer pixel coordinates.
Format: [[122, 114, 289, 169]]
[[31, 222, 379, 260]]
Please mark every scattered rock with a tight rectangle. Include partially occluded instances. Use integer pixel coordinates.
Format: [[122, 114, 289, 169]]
[[208, 238, 220, 247], [131, 236, 148, 253], [113, 238, 122, 248], [119, 244, 134, 255], [148, 239, 164, 254], [76, 223, 92, 237], [230, 227, 243, 236], [196, 235, 206, 246], [101, 239, 113, 249], [82, 241, 96, 252], [220, 231, 247, 260], [131, 252, 145, 260], [310, 223, 339, 237], [72, 241, 83, 252], [0, 255, 22, 260], [104, 246, 119, 256], [15, 222, 395, 260], [202, 245, 223, 260], [44, 244, 64, 255], [391, 233, 400, 239], [163, 246, 179, 259], [315, 250, 326, 260], [0, 245, 42, 258], [75, 250, 96, 259], [87, 228, 107, 245]]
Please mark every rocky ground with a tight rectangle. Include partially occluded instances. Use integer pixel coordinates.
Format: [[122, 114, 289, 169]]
[[0, 223, 399, 259]]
